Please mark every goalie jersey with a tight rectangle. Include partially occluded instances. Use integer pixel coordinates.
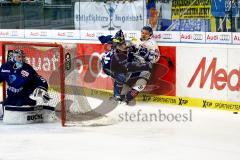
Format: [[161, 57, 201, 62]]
[[0, 61, 48, 106]]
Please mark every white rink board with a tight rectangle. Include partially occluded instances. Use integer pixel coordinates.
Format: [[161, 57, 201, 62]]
[[176, 46, 228, 101], [226, 49, 240, 102], [2, 29, 240, 44], [176, 46, 240, 102]]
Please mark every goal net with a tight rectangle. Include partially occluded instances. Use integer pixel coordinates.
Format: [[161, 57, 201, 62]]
[[0, 42, 117, 126]]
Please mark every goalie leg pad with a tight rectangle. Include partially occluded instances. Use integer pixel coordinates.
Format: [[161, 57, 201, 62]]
[[3, 105, 56, 124]]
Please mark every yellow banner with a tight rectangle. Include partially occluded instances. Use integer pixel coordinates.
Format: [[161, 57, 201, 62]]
[[172, 5, 212, 19], [78, 87, 240, 113]]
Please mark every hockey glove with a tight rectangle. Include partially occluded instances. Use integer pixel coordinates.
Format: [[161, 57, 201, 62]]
[[30, 87, 51, 103], [128, 45, 138, 54], [139, 47, 149, 58]]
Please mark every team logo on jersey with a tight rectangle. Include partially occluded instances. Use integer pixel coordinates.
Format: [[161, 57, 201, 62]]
[[1, 69, 10, 73], [21, 70, 29, 77], [8, 75, 16, 84]]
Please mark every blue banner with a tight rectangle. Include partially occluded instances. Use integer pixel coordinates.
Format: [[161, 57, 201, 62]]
[[212, 0, 226, 17], [212, 0, 240, 17], [172, 19, 210, 32]]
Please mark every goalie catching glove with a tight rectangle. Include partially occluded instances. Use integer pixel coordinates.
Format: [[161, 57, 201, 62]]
[[29, 87, 51, 103]]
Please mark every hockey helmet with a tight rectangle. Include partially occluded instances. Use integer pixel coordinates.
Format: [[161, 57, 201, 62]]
[[98, 35, 113, 44], [112, 29, 125, 45], [12, 49, 25, 69], [142, 26, 153, 36]]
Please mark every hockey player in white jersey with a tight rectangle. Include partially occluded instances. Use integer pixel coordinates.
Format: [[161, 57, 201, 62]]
[[121, 26, 160, 105]]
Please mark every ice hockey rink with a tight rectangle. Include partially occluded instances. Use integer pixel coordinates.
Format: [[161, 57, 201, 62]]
[[0, 97, 240, 160]]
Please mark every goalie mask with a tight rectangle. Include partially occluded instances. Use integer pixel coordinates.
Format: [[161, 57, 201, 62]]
[[12, 49, 25, 69]]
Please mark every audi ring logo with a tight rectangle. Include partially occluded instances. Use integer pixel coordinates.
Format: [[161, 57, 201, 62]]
[[11, 31, 18, 36], [219, 35, 230, 41], [162, 33, 172, 39], [193, 34, 203, 40]]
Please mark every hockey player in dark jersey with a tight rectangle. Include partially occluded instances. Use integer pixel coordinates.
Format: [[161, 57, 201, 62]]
[[100, 30, 153, 101], [0, 49, 52, 123]]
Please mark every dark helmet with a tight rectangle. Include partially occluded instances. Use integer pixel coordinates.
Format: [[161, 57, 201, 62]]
[[142, 26, 153, 36], [112, 29, 125, 45], [98, 35, 113, 44]]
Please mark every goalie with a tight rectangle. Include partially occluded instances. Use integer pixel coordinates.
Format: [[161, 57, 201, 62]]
[[0, 49, 55, 124]]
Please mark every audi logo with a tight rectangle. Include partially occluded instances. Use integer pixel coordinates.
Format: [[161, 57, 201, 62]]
[[11, 31, 18, 36], [128, 32, 137, 38], [219, 35, 230, 41], [66, 32, 74, 37], [40, 32, 47, 36], [193, 34, 203, 40], [162, 33, 172, 39]]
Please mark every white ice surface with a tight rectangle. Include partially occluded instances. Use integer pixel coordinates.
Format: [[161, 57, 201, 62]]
[[0, 98, 240, 160]]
